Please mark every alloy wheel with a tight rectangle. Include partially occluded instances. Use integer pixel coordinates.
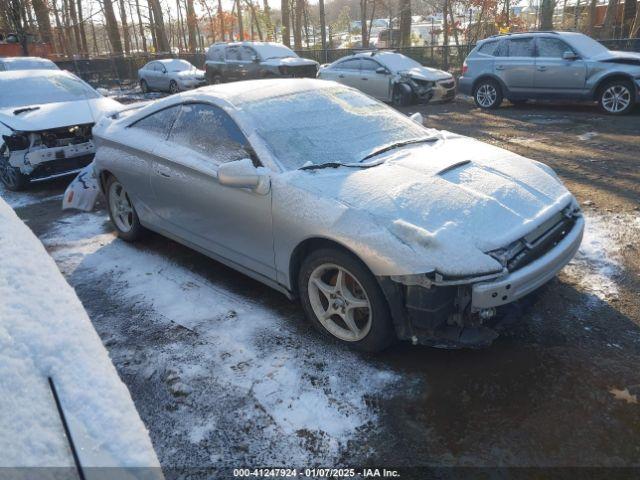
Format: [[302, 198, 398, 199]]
[[108, 181, 134, 233], [476, 84, 497, 108], [602, 85, 631, 114], [307, 263, 372, 342], [169, 81, 179, 94]]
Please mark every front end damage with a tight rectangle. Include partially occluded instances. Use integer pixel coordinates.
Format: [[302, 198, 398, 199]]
[[394, 73, 435, 103], [2, 124, 95, 182], [379, 205, 584, 348]]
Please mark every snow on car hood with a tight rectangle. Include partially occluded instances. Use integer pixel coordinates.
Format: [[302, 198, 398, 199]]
[[176, 68, 205, 79], [399, 66, 452, 82], [286, 134, 573, 276], [260, 57, 318, 67], [0, 97, 121, 132]]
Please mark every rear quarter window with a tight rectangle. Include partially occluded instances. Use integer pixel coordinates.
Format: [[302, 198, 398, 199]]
[[477, 41, 498, 56]]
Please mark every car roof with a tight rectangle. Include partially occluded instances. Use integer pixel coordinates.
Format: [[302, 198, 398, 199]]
[[210, 41, 288, 48], [0, 56, 57, 68], [0, 68, 76, 81]]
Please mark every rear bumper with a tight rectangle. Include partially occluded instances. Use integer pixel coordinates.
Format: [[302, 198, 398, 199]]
[[457, 76, 473, 96], [471, 216, 584, 309]]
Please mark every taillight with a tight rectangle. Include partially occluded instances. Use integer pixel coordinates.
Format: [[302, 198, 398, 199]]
[[461, 62, 468, 75]]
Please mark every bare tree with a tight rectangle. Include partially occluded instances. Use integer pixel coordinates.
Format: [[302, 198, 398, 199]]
[[186, 0, 197, 51], [236, 0, 243, 40], [68, 0, 82, 53], [359, 0, 368, 47], [31, 0, 55, 49], [100, 0, 123, 53], [601, 0, 620, 38], [118, 0, 131, 53], [632, 0, 640, 36], [539, 0, 556, 30], [218, 0, 225, 41], [263, 0, 273, 39], [148, 0, 169, 51], [588, 0, 598, 35], [399, 0, 411, 47], [77, 0, 88, 54], [293, 0, 302, 47], [281, 0, 290, 45], [135, 0, 148, 52]]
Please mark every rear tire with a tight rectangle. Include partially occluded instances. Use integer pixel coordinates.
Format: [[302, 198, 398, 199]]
[[169, 80, 179, 94], [105, 175, 146, 242], [598, 79, 634, 115], [0, 146, 29, 191], [140, 79, 149, 93], [298, 248, 394, 352], [473, 79, 503, 109]]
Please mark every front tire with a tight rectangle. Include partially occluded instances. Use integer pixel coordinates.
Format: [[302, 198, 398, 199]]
[[598, 79, 634, 115], [474, 79, 503, 109], [169, 80, 179, 94], [392, 83, 413, 107], [140, 79, 149, 93], [298, 248, 394, 352], [106, 176, 146, 242], [0, 146, 29, 191]]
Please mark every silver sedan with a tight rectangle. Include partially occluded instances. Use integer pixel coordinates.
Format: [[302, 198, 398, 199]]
[[89, 78, 583, 351], [138, 58, 205, 94]]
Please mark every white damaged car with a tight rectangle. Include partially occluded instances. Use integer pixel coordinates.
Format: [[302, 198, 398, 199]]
[[318, 51, 456, 106], [0, 69, 121, 190], [67, 79, 583, 351]]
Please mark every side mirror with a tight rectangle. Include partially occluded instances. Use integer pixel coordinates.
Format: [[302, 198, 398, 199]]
[[409, 112, 424, 125], [217, 158, 270, 194], [376, 67, 388, 74], [562, 51, 577, 61], [252, 55, 260, 63]]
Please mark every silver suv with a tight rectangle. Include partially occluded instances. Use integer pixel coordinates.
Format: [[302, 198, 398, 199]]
[[458, 31, 640, 115]]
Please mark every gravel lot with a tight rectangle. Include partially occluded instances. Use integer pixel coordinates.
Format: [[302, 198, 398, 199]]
[[3, 95, 640, 477]]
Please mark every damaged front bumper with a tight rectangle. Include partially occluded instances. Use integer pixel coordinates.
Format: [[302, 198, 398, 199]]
[[379, 212, 584, 349]]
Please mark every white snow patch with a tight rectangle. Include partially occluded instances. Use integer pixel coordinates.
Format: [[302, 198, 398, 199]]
[[0, 199, 160, 468], [42, 210, 401, 464], [0, 183, 62, 209], [578, 131, 598, 141], [564, 213, 638, 302]]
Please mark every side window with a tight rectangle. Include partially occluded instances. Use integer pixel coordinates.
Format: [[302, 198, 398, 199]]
[[495, 40, 508, 57], [537, 38, 573, 58], [336, 59, 361, 70], [225, 46, 241, 61], [168, 103, 249, 164], [478, 41, 498, 56], [239, 46, 256, 61], [213, 46, 225, 61], [130, 105, 181, 138], [506, 38, 534, 57], [360, 59, 380, 71]]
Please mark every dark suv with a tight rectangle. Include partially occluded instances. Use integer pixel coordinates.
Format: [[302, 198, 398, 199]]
[[204, 41, 319, 84], [458, 31, 640, 115]]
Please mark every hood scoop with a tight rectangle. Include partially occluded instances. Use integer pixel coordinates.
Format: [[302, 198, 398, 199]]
[[436, 159, 471, 176]]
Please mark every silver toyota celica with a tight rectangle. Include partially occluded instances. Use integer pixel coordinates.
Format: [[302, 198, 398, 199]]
[[83, 78, 583, 351]]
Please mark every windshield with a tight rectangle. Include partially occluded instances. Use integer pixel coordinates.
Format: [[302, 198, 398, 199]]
[[254, 44, 298, 60], [242, 87, 430, 170], [563, 33, 610, 57], [0, 73, 99, 109], [163, 59, 195, 71], [376, 53, 422, 72]]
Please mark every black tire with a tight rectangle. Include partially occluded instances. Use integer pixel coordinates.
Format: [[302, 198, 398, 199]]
[[105, 175, 146, 242], [473, 78, 503, 109], [392, 83, 413, 107], [0, 146, 29, 191], [140, 79, 149, 93], [298, 248, 395, 352], [169, 80, 179, 94], [598, 79, 635, 115], [211, 73, 223, 84]]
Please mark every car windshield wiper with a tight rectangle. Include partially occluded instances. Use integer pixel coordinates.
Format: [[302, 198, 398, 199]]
[[360, 136, 440, 162], [13, 106, 40, 115], [299, 162, 371, 171]]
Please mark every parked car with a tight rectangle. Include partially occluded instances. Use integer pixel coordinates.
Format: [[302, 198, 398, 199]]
[[83, 79, 583, 352], [204, 42, 319, 84], [317, 51, 455, 106], [458, 31, 640, 115], [0, 69, 121, 190], [138, 58, 205, 94], [0, 56, 59, 71]]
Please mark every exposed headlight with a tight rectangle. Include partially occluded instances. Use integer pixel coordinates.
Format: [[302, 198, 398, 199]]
[[2, 133, 30, 151]]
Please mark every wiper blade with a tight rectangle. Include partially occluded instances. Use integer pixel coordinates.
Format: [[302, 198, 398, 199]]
[[13, 106, 40, 115], [360, 137, 439, 162], [299, 162, 374, 171]]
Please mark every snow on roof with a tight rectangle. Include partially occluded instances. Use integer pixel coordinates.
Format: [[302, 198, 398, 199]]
[[0, 56, 58, 70], [0, 198, 161, 471]]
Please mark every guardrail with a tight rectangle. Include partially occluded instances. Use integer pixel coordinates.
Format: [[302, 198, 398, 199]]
[[54, 38, 640, 88]]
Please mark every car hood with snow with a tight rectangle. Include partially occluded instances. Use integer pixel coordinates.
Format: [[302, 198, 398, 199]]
[[283, 133, 574, 277], [261, 56, 319, 68], [0, 96, 120, 132], [394, 65, 453, 82]]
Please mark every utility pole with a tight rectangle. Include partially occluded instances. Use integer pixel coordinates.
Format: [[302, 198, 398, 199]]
[[319, 0, 327, 62]]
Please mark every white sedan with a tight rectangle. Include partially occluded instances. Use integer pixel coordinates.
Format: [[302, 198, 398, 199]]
[[138, 58, 206, 94], [318, 51, 456, 106], [0, 69, 120, 190]]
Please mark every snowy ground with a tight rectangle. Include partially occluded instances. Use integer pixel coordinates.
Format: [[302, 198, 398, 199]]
[[3, 99, 640, 473]]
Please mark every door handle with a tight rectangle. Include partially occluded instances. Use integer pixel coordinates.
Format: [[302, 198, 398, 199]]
[[154, 164, 171, 178], [495, 65, 505, 70], [537, 66, 547, 71], [361, 77, 368, 81], [338, 74, 345, 78]]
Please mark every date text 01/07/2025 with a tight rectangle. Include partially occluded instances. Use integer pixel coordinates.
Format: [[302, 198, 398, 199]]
[[232, 468, 401, 477]]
